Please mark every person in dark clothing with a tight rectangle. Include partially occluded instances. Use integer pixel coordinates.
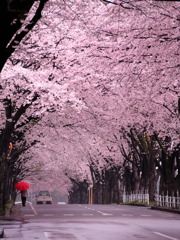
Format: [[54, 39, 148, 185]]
[[21, 190, 28, 206]]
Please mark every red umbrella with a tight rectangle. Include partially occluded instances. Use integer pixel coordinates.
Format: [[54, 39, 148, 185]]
[[15, 181, 30, 191]]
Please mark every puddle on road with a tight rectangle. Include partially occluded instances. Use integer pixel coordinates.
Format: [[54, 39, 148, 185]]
[[133, 234, 151, 239], [46, 232, 77, 239]]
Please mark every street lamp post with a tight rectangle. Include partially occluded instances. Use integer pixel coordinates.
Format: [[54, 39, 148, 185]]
[[89, 184, 93, 204]]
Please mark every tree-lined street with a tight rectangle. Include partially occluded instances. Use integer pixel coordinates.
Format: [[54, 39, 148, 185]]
[[0, 0, 179, 226], [2, 203, 180, 240]]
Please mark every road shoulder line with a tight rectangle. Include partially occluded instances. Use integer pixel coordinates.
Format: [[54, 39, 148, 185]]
[[154, 231, 178, 240]]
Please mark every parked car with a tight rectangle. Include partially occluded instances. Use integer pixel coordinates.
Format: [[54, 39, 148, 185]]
[[36, 190, 52, 204]]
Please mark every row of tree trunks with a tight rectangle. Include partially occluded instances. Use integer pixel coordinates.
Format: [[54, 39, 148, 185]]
[[68, 159, 124, 204], [0, 97, 39, 214], [120, 128, 180, 202], [68, 179, 89, 204], [68, 130, 179, 204], [0, 1, 49, 214]]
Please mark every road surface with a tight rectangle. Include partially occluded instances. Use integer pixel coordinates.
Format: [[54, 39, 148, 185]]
[[3, 202, 180, 240]]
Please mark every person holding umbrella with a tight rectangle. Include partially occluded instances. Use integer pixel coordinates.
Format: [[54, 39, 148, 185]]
[[15, 181, 30, 206], [20, 190, 28, 206]]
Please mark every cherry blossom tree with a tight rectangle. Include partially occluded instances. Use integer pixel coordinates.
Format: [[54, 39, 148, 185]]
[[0, 0, 49, 72]]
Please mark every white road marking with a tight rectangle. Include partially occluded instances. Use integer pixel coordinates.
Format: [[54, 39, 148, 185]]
[[154, 232, 178, 240], [43, 214, 54, 217], [44, 232, 50, 240], [97, 211, 113, 216], [63, 214, 74, 216], [27, 201, 38, 215], [101, 213, 113, 216]]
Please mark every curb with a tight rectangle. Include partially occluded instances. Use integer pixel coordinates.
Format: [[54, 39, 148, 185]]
[[151, 206, 180, 214], [119, 203, 149, 207], [0, 228, 4, 238], [120, 203, 180, 214]]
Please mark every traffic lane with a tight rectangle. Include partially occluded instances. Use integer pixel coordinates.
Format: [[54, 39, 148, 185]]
[[22, 203, 180, 222], [22, 203, 145, 219]]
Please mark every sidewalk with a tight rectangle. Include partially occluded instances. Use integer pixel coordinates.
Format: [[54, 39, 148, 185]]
[[0, 204, 22, 239]]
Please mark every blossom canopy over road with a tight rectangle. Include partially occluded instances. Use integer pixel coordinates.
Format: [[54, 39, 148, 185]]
[[0, 0, 179, 192]]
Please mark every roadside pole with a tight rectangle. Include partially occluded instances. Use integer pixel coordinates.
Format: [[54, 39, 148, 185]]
[[89, 184, 93, 204]]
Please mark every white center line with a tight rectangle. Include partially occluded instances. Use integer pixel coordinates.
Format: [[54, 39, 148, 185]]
[[43, 214, 54, 217], [140, 214, 151, 217], [154, 232, 178, 240], [82, 214, 94, 216], [101, 213, 113, 216], [63, 214, 74, 216]]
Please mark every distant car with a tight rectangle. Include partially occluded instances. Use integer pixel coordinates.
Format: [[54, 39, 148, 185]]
[[36, 191, 52, 204]]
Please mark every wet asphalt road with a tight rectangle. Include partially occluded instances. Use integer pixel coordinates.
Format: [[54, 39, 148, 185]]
[[2, 202, 180, 240]]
